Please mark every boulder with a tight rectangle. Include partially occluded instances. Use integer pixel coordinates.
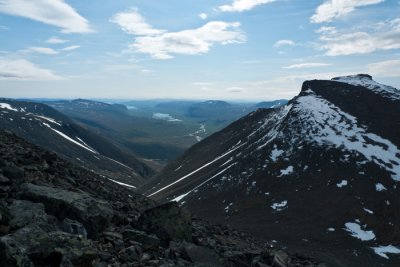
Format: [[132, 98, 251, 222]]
[[60, 218, 87, 238], [0, 225, 98, 267], [0, 174, 11, 185], [2, 166, 24, 180], [18, 183, 113, 238], [272, 250, 289, 267], [137, 202, 191, 246], [122, 229, 160, 250], [8, 200, 49, 229], [180, 242, 223, 266]]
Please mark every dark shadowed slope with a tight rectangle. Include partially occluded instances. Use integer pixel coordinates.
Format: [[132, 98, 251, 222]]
[[139, 74, 400, 267], [0, 99, 154, 186], [0, 130, 323, 266]]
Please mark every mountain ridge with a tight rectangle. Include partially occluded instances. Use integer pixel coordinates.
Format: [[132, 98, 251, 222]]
[[139, 74, 400, 266], [0, 98, 154, 186]]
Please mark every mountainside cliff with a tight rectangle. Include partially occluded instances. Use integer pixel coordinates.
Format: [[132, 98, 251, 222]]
[[140, 75, 400, 266]]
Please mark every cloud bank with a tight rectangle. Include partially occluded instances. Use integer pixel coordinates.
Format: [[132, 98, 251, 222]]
[[0, 0, 92, 33], [0, 59, 62, 80], [219, 0, 275, 12], [311, 0, 384, 23], [111, 9, 245, 59]]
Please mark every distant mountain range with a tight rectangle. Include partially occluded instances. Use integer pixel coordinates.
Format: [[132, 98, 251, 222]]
[[42, 98, 287, 163], [0, 99, 154, 186], [139, 74, 400, 266]]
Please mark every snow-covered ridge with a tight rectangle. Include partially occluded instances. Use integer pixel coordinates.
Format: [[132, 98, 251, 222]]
[[293, 90, 400, 181], [0, 103, 19, 112], [332, 74, 400, 101]]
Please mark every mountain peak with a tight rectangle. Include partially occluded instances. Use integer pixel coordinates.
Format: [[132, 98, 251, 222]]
[[332, 74, 373, 81]]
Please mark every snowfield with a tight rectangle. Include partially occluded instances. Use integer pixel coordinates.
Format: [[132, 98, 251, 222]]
[[344, 222, 375, 241]]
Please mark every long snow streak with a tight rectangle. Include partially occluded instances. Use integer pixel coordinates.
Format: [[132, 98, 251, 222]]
[[108, 178, 137, 189], [42, 123, 98, 154], [148, 144, 244, 197], [171, 163, 236, 202]]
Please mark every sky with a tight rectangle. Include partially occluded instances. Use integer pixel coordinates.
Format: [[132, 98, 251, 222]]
[[0, 0, 399, 101]]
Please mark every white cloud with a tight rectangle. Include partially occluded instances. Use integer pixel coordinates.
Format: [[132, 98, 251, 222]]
[[111, 9, 245, 60], [61, 45, 80, 51], [317, 18, 400, 56], [28, 47, 59, 55], [131, 21, 245, 59], [273, 39, 296, 47], [311, 0, 385, 23], [46, 37, 68, 44], [0, 59, 62, 80], [110, 8, 165, 36], [283, 62, 331, 69], [219, 0, 275, 12], [368, 59, 400, 77], [0, 0, 92, 33], [226, 86, 246, 93], [199, 13, 208, 20]]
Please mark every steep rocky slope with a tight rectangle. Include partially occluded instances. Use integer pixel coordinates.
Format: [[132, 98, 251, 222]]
[[0, 130, 323, 267], [0, 99, 154, 186], [140, 75, 400, 266]]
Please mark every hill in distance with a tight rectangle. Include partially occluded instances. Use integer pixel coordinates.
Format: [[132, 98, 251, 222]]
[[0, 98, 154, 186]]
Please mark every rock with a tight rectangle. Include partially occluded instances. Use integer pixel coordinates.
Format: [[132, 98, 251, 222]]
[[180, 242, 223, 266], [0, 226, 98, 267], [137, 202, 191, 246], [18, 183, 113, 238], [118, 245, 142, 262], [0, 201, 10, 236], [2, 166, 24, 180], [8, 200, 49, 229], [140, 252, 151, 262], [60, 218, 87, 238], [0, 186, 10, 193], [103, 231, 123, 240], [0, 174, 10, 185], [272, 250, 289, 267], [122, 229, 160, 250]]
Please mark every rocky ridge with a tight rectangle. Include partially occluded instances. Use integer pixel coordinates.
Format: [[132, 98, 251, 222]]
[[0, 130, 323, 267]]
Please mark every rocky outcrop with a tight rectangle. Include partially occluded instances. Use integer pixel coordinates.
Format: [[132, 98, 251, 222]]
[[0, 130, 324, 266], [18, 183, 113, 238], [137, 202, 192, 246]]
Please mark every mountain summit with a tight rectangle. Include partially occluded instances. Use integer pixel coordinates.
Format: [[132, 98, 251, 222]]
[[140, 75, 400, 266]]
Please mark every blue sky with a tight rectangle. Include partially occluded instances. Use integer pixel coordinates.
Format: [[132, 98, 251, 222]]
[[0, 0, 399, 100]]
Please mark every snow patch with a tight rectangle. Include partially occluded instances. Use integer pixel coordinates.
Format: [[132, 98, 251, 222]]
[[270, 146, 284, 162], [279, 166, 293, 176], [336, 180, 348, 188], [375, 183, 387, 191], [0, 103, 18, 112], [271, 200, 288, 211], [363, 208, 374, 214], [344, 222, 375, 241], [371, 245, 400, 259]]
